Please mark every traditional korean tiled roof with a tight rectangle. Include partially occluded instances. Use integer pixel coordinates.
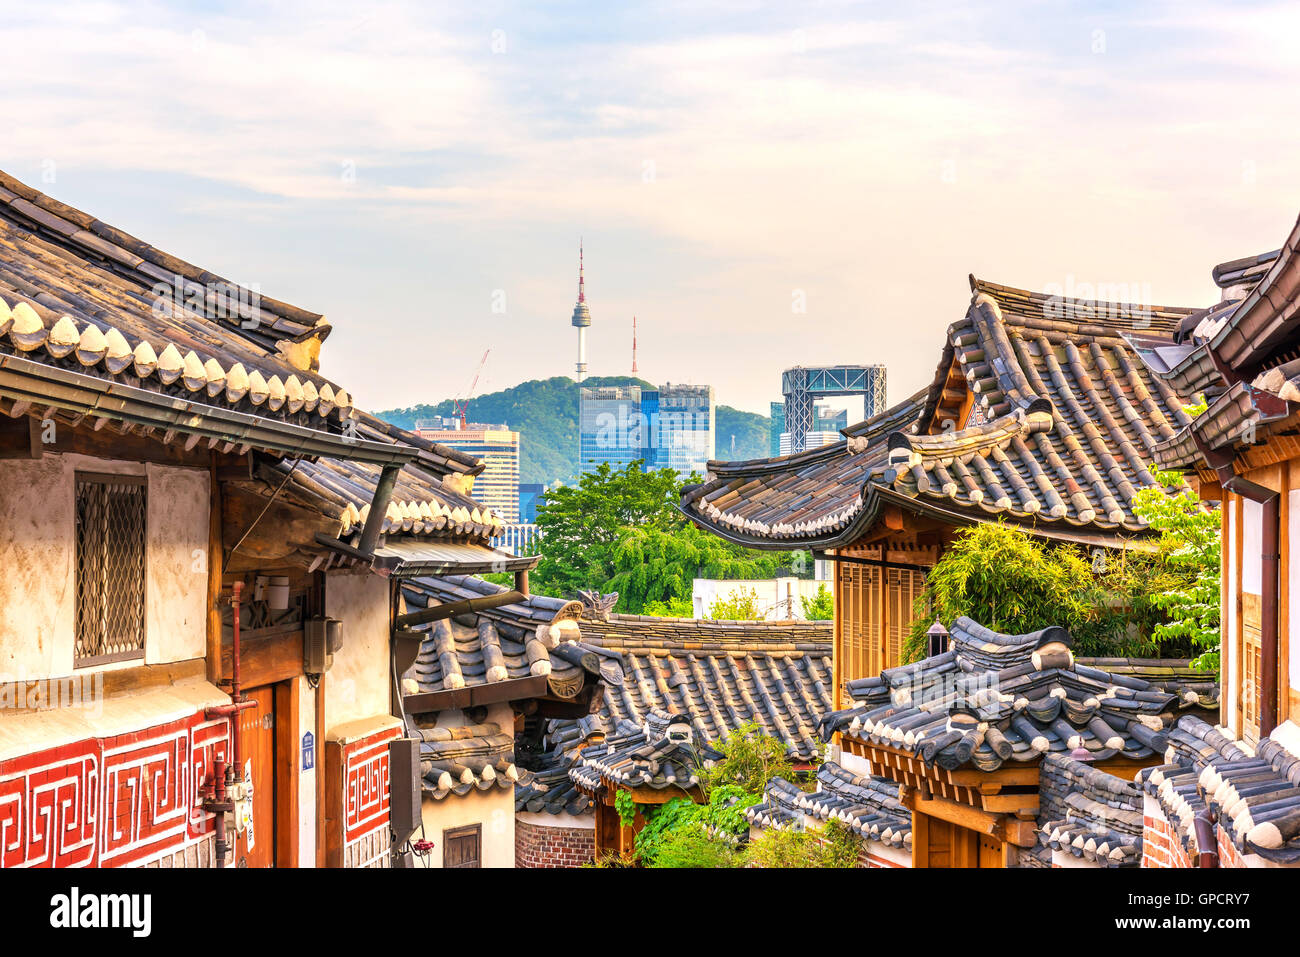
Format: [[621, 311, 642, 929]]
[[262, 413, 506, 547], [515, 717, 606, 816], [825, 617, 1188, 770], [1139, 715, 1300, 864], [0, 169, 355, 429], [407, 717, 533, 799], [682, 277, 1198, 548], [399, 575, 621, 698], [1037, 752, 1143, 867], [570, 709, 723, 793], [746, 761, 912, 849], [521, 611, 833, 813], [572, 611, 833, 762], [1139, 211, 1300, 470]]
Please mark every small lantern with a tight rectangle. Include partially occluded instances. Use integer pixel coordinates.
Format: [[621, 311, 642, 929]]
[[926, 620, 950, 658]]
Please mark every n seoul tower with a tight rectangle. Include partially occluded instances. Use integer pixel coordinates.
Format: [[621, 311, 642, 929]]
[[571, 240, 591, 381]]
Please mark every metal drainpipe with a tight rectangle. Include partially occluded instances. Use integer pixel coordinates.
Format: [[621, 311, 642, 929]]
[[1193, 808, 1220, 869], [1220, 474, 1280, 738]]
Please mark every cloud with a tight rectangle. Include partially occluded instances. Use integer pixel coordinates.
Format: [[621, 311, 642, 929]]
[[1, 1, 1299, 417]]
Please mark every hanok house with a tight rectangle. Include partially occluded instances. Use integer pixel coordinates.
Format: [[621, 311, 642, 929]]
[[681, 277, 1200, 703], [390, 575, 618, 868], [0, 169, 526, 868], [744, 616, 1216, 868], [516, 607, 834, 864], [1125, 215, 1300, 867]]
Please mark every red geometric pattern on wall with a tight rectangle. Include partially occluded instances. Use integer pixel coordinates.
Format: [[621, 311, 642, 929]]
[[341, 726, 398, 847], [0, 711, 229, 868]]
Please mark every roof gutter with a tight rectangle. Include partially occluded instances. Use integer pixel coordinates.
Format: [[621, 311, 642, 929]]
[[0, 352, 415, 466]]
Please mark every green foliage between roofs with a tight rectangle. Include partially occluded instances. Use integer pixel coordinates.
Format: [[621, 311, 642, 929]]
[[903, 470, 1220, 672], [800, 583, 834, 620], [707, 587, 763, 620], [532, 461, 802, 612]]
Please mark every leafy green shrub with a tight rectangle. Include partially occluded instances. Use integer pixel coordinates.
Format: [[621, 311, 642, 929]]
[[642, 596, 695, 618], [800, 583, 834, 620], [745, 818, 860, 868], [708, 587, 763, 620], [698, 722, 796, 796], [646, 821, 744, 868]]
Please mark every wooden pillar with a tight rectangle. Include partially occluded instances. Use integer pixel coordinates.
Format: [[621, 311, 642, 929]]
[[206, 458, 223, 683]]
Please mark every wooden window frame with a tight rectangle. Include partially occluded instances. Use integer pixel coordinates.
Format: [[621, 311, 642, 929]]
[[73, 471, 147, 668], [443, 823, 482, 868]]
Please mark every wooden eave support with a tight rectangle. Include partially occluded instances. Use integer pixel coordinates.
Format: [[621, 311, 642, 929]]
[[402, 673, 548, 715]]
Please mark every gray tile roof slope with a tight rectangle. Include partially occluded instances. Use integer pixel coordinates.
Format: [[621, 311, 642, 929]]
[[408, 716, 533, 799], [1038, 752, 1143, 867], [399, 575, 621, 697], [0, 168, 356, 428], [746, 760, 912, 849], [824, 616, 1189, 770], [1139, 715, 1300, 864], [522, 614, 832, 813], [683, 277, 1198, 548], [570, 709, 724, 792]]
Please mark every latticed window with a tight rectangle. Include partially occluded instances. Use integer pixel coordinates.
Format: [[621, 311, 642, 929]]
[[74, 472, 147, 666]]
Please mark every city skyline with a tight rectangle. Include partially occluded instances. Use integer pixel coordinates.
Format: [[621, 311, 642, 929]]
[[4, 2, 1298, 417]]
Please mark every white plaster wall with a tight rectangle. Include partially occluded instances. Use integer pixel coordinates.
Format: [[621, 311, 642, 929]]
[[417, 702, 517, 867], [1242, 498, 1262, 595], [861, 838, 911, 868], [420, 784, 516, 867], [298, 675, 318, 868], [692, 576, 830, 620], [323, 569, 392, 730], [144, 463, 208, 666], [0, 454, 207, 680]]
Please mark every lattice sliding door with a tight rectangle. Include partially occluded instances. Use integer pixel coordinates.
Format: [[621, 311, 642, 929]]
[[1241, 592, 1263, 745]]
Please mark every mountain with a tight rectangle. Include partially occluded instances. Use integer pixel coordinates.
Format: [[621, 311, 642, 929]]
[[378, 376, 772, 486]]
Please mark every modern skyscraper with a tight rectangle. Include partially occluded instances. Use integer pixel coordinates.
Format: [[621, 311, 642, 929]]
[[578, 382, 714, 481], [571, 242, 591, 381], [647, 383, 714, 480], [414, 416, 521, 523], [578, 385, 645, 474], [769, 401, 786, 456]]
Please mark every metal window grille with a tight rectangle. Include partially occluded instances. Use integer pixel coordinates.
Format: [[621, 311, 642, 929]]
[[74, 472, 147, 666]]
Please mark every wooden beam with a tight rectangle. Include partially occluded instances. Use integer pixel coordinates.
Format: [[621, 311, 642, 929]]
[[0, 657, 205, 712]]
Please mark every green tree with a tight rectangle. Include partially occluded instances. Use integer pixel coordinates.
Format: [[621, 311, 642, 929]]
[[531, 461, 797, 609], [1131, 463, 1221, 675], [800, 583, 834, 620], [532, 460, 684, 597]]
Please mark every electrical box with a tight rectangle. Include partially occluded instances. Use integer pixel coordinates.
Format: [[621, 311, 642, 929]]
[[304, 617, 343, 674], [388, 737, 422, 844]]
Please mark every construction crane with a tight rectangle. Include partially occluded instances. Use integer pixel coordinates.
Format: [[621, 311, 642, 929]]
[[453, 348, 490, 429]]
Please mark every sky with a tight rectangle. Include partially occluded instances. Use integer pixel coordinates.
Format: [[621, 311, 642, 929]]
[[3, 1, 1300, 417]]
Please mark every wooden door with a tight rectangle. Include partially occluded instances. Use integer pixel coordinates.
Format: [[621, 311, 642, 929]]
[[443, 825, 481, 868], [234, 685, 276, 868], [978, 833, 1004, 868]]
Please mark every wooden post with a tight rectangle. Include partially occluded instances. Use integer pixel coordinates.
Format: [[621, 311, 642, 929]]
[[206, 458, 223, 683], [275, 677, 301, 868]]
